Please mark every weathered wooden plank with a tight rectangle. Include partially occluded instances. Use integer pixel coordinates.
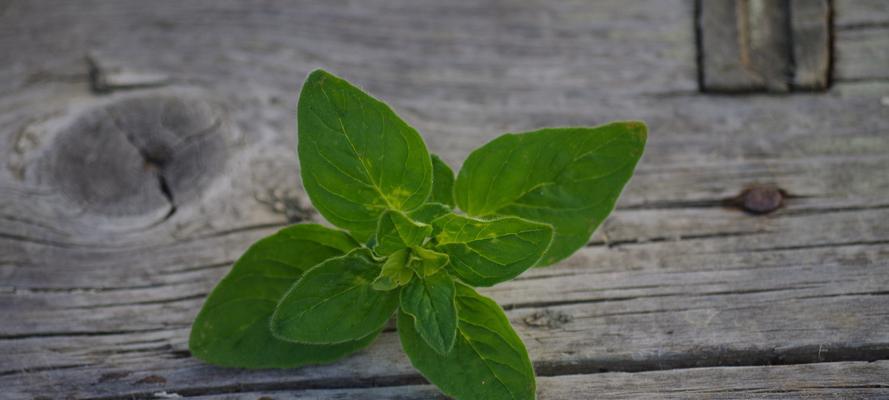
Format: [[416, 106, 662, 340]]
[[183, 361, 889, 399], [2, 85, 888, 249], [4, 148, 889, 317], [790, 0, 831, 89], [834, 26, 889, 81], [834, 0, 889, 27], [698, 0, 792, 92], [833, 0, 889, 81], [0, 0, 698, 244], [698, 0, 834, 91], [1, 0, 888, 399], [3, 200, 889, 397]]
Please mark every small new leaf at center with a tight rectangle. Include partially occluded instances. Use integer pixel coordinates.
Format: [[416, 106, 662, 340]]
[[409, 246, 449, 277], [372, 248, 414, 291], [375, 210, 433, 256]]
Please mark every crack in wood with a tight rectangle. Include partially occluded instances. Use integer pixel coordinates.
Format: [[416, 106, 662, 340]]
[[0, 326, 188, 341], [79, 374, 430, 400], [0, 363, 94, 378], [786, 290, 889, 301], [59, 293, 207, 311], [835, 21, 889, 31], [586, 229, 765, 249], [533, 343, 889, 376], [59, 346, 889, 400], [744, 239, 889, 253], [780, 202, 889, 217], [503, 285, 817, 312]]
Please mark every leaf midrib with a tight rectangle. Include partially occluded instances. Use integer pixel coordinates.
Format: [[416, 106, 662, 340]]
[[474, 131, 632, 217], [278, 277, 365, 328], [316, 85, 396, 210], [417, 279, 453, 352]]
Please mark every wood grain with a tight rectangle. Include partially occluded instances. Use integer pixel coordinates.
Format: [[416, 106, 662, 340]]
[[698, 0, 792, 92], [833, 0, 889, 81], [698, 0, 835, 91], [189, 361, 889, 399], [790, 0, 831, 89], [1, 0, 887, 399]]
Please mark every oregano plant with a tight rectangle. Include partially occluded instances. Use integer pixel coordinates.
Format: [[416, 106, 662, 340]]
[[189, 69, 646, 400]]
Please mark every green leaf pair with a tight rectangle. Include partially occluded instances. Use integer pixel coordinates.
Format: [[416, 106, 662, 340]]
[[189, 69, 646, 400]]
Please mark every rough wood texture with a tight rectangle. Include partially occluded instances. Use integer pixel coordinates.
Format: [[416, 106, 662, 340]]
[[190, 361, 889, 399], [790, 0, 831, 89], [699, 0, 792, 92], [698, 0, 834, 91], [2, 1, 888, 399], [833, 0, 889, 82]]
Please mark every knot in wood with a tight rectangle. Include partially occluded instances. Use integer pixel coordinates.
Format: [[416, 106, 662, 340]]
[[41, 94, 228, 230]]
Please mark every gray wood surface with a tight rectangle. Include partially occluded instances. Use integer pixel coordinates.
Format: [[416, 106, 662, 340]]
[[699, 0, 792, 92], [698, 0, 833, 92], [834, 0, 889, 83], [190, 361, 889, 399], [1, 0, 888, 399], [790, 0, 831, 89]]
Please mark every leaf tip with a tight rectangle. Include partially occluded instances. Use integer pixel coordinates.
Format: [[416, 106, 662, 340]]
[[303, 69, 340, 92], [623, 120, 648, 143], [306, 68, 332, 80]]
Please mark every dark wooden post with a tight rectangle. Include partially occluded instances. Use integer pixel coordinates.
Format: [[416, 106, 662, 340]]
[[698, 0, 831, 92]]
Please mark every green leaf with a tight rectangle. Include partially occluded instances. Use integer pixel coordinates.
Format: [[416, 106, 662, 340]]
[[372, 248, 414, 291], [189, 224, 377, 368], [375, 210, 433, 256], [399, 283, 535, 400], [400, 271, 457, 355], [408, 202, 452, 224], [271, 248, 399, 344], [430, 154, 456, 207], [409, 246, 450, 277], [454, 122, 646, 266], [433, 213, 553, 287], [298, 69, 433, 240]]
